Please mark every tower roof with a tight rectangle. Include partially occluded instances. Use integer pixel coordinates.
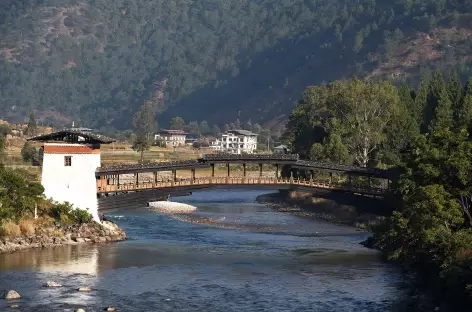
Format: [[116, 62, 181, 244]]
[[27, 128, 115, 144]]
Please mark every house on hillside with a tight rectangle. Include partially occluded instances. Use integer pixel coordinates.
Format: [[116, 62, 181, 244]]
[[218, 129, 258, 154], [273, 144, 290, 154], [154, 129, 186, 147]]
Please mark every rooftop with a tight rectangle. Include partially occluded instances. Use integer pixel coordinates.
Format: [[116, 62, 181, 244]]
[[226, 129, 258, 136], [27, 128, 115, 144], [157, 129, 187, 135]]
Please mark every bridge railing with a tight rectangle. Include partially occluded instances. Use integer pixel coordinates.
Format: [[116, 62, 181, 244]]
[[97, 176, 385, 195]]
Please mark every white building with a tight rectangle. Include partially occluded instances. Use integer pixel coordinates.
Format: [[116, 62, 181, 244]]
[[28, 129, 115, 222], [219, 129, 258, 154], [154, 129, 186, 147]]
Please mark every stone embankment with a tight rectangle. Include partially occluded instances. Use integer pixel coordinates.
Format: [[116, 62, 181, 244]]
[[0, 221, 126, 254]]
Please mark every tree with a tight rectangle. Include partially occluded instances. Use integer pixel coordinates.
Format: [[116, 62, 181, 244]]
[[187, 121, 201, 137], [25, 112, 37, 136], [447, 71, 463, 127], [458, 78, 472, 130], [169, 116, 185, 130], [21, 142, 37, 163], [323, 133, 350, 164], [199, 121, 211, 135], [212, 125, 221, 136], [431, 88, 453, 132], [132, 101, 157, 163], [327, 78, 401, 167], [426, 70, 447, 132]]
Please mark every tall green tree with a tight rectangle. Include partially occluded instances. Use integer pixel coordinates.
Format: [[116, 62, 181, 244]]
[[447, 71, 463, 127], [458, 78, 472, 130], [169, 116, 185, 130], [415, 73, 431, 132], [327, 78, 401, 167], [199, 121, 211, 135], [25, 112, 37, 136], [432, 88, 454, 132], [132, 101, 157, 163], [426, 70, 447, 132]]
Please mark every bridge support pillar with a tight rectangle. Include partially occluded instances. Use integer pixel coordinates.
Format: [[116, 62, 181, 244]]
[[172, 170, 176, 186], [134, 173, 139, 187], [329, 172, 332, 184], [191, 168, 195, 184], [153, 172, 157, 187], [243, 163, 246, 177], [259, 164, 263, 177], [211, 164, 215, 177], [117, 174, 120, 187], [275, 164, 279, 179], [290, 171, 294, 184]]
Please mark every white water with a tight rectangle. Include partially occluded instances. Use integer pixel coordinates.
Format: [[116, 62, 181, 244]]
[[148, 200, 197, 214]]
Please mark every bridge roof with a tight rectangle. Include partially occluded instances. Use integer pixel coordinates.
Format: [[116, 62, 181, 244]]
[[201, 153, 299, 163], [96, 160, 210, 176], [27, 128, 115, 144], [291, 160, 392, 178]]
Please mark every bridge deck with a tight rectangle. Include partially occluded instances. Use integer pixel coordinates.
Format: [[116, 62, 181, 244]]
[[97, 177, 385, 197]]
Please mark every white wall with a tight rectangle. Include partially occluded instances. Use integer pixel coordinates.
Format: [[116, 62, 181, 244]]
[[41, 143, 101, 221]]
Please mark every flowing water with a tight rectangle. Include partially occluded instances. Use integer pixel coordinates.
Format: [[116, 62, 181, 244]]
[[0, 189, 408, 311]]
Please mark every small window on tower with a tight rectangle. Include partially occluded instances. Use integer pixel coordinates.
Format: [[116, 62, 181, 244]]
[[64, 156, 72, 166]]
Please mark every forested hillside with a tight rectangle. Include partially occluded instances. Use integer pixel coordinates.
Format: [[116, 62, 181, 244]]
[[1, 0, 472, 129]]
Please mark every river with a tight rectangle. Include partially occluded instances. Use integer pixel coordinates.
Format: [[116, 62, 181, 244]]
[[0, 189, 408, 311]]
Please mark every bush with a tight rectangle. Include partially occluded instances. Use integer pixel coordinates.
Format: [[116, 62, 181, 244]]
[[69, 209, 93, 224], [1, 221, 21, 237], [19, 219, 35, 236], [50, 202, 74, 220], [50, 202, 93, 224]]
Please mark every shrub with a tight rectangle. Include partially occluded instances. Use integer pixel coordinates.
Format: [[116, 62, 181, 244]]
[[69, 209, 93, 224], [1, 221, 21, 237], [19, 219, 36, 236], [50, 202, 74, 220]]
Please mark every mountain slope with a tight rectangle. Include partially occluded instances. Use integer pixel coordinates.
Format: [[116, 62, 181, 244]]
[[1, 0, 472, 128]]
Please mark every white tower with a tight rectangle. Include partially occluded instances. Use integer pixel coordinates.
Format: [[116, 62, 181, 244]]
[[28, 129, 115, 222]]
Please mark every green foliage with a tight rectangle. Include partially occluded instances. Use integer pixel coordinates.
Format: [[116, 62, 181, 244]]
[[169, 116, 185, 130], [50, 202, 93, 225], [20, 142, 38, 163], [285, 78, 401, 166], [132, 101, 156, 162], [374, 128, 472, 307], [1, 0, 472, 127], [24, 111, 37, 136]]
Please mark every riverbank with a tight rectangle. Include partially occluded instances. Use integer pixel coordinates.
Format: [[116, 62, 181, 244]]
[[256, 191, 385, 230], [0, 221, 126, 254]]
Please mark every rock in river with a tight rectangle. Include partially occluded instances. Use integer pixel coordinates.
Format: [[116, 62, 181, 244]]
[[3, 290, 21, 300], [44, 281, 62, 287], [104, 307, 117, 311], [78, 287, 92, 292], [75, 309, 86, 312]]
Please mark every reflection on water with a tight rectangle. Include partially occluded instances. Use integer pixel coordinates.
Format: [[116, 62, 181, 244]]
[[0, 244, 100, 275], [0, 189, 407, 312]]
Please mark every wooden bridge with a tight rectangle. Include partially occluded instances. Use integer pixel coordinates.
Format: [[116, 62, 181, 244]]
[[97, 176, 384, 196], [96, 154, 391, 212]]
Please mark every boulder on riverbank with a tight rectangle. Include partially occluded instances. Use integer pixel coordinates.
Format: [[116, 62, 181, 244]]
[[0, 221, 127, 254], [3, 290, 21, 300]]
